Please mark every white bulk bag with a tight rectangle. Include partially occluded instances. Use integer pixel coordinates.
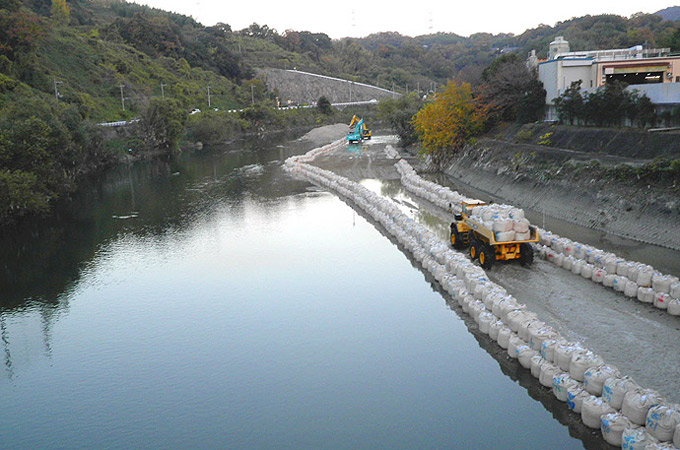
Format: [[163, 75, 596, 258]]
[[569, 350, 604, 382], [601, 412, 633, 447], [652, 275, 675, 294], [571, 260, 585, 275], [638, 287, 655, 304], [539, 361, 562, 388], [580, 264, 593, 279], [530, 355, 545, 379], [494, 230, 515, 242], [584, 365, 620, 396], [488, 320, 504, 341], [638, 270, 654, 288], [592, 268, 606, 283], [552, 253, 564, 267], [518, 318, 542, 342], [668, 299, 680, 316], [492, 219, 513, 232], [478, 312, 495, 334], [616, 261, 631, 277], [552, 373, 578, 402], [554, 342, 583, 372], [622, 389, 666, 426], [513, 218, 530, 233], [603, 376, 639, 410], [581, 396, 616, 429], [604, 257, 619, 274], [496, 326, 512, 349], [515, 231, 531, 241], [562, 256, 574, 271], [671, 282, 680, 300], [621, 427, 660, 450], [624, 281, 638, 298], [517, 346, 537, 369], [507, 310, 537, 333], [540, 339, 559, 362], [507, 335, 525, 359], [470, 301, 486, 323], [646, 404, 680, 442], [567, 385, 590, 414], [675, 422, 680, 448], [654, 292, 671, 310], [612, 275, 627, 292], [603, 274, 616, 288], [529, 326, 559, 352]]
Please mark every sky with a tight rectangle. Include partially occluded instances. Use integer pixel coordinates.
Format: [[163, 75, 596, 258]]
[[133, 0, 678, 38]]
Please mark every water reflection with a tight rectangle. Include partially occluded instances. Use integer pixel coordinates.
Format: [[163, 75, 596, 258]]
[[0, 130, 319, 377]]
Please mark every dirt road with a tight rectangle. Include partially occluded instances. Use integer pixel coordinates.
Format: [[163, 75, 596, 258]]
[[305, 128, 680, 403]]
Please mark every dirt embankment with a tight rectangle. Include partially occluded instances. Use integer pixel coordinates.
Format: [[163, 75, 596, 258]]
[[443, 124, 680, 251]]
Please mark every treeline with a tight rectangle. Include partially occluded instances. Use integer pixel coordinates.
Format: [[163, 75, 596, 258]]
[[555, 81, 680, 127]]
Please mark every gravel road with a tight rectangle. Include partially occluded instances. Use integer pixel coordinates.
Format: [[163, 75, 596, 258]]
[[303, 127, 680, 403]]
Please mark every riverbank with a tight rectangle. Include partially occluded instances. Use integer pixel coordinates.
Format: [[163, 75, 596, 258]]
[[440, 133, 680, 251]]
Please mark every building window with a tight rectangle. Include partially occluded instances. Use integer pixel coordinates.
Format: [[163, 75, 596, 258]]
[[676, 76, 680, 82]]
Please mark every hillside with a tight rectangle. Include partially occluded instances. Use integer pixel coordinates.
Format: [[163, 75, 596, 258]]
[[2, 0, 680, 227], [656, 6, 680, 21]]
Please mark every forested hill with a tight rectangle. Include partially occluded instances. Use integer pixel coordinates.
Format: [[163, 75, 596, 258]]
[[2, 0, 680, 225]]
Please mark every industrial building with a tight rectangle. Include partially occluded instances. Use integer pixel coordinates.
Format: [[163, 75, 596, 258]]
[[532, 36, 680, 121]]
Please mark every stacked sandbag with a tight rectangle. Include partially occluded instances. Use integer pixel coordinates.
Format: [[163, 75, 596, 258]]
[[622, 388, 666, 426], [646, 404, 680, 443], [537, 227, 680, 317], [287, 147, 677, 448], [601, 412, 634, 446], [467, 204, 533, 242]]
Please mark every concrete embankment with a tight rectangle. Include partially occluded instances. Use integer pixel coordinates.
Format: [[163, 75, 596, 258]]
[[442, 136, 680, 251]]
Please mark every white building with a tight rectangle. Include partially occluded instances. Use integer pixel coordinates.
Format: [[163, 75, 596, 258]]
[[535, 37, 680, 120]]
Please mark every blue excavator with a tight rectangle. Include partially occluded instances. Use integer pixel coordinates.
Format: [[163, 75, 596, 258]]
[[346, 115, 372, 143]]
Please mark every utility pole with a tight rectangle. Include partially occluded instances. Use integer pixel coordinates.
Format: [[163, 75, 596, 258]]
[[207, 85, 211, 108], [53, 78, 63, 100], [349, 82, 352, 102], [160, 82, 167, 98], [119, 84, 126, 111], [417, 81, 420, 96], [251, 84, 255, 105]]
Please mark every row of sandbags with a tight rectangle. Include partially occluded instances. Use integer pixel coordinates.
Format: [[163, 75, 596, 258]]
[[392, 151, 533, 242], [393, 154, 479, 214], [390, 150, 680, 316], [537, 231, 680, 317], [286, 143, 680, 449]]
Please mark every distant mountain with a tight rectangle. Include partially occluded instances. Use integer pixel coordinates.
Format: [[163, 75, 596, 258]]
[[656, 6, 680, 21]]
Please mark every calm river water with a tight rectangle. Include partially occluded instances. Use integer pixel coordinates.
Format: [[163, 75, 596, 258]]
[[0, 131, 599, 449]]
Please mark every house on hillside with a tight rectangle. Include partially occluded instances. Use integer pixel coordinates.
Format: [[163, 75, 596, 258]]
[[531, 36, 680, 121]]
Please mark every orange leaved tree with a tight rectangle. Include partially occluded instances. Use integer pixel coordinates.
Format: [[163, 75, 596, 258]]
[[413, 81, 488, 168]]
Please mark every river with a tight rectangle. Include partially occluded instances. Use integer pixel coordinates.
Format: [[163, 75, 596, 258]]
[[0, 128, 603, 449]]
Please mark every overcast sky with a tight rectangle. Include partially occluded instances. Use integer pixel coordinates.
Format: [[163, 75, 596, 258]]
[[134, 0, 678, 38]]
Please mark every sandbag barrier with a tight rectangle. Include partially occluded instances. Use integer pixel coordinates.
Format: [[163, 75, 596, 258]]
[[285, 142, 680, 449], [536, 232, 680, 317], [388, 145, 680, 318]]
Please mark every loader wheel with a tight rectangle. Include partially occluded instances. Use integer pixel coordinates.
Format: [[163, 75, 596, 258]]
[[479, 245, 494, 270], [519, 243, 535, 267], [450, 226, 465, 250], [469, 241, 479, 260]]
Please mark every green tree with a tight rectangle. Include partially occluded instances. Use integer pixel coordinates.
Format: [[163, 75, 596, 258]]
[[140, 98, 187, 151], [479, 53, 546, 123], [378, 93, 422, 147], [50, 0, 70, 27], [413, 81, 487, 168], [317, 96, 332, 115], [554, 81, 584, 125]]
